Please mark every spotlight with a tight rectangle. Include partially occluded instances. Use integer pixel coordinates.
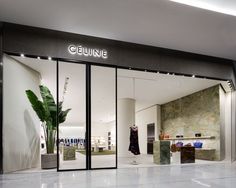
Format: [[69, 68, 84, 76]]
[[192, 75, 195, 78], [37, 56, 41, 60], [20, 54, 25, 58], [167, 73, 170, 75], [48, 57, 52, 60]]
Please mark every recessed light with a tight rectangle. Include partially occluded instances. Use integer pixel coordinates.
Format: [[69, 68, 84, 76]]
[[167, 73, 170, 75], [37, 56, 41, 60], [157, 71, 159, 74], [48, 57, 52, 60], [20, 54, 25, 58], [192, 75, 195, 78]]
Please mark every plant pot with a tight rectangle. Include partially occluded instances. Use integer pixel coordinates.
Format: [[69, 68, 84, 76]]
[[41, 153, 57, 169]]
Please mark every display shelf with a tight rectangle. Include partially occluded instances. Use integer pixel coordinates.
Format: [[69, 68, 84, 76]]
[[163, 136, 215, 141]]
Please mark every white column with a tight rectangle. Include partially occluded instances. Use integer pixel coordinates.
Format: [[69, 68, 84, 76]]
[[118, 98, 135, 157]]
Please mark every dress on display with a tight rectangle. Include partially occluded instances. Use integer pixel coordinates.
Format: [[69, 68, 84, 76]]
[[129, 126, 140, 155]]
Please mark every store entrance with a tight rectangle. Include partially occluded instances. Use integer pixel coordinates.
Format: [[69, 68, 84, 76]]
[[117, 68, 232, 168], [2, 53, 232, 173]]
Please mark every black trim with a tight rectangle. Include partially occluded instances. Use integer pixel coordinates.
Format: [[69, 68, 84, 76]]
[[87, 64, 91, 170], [0, 22, 3, 174], [56, 60, 59, 171], [115, 68, 118, 169]]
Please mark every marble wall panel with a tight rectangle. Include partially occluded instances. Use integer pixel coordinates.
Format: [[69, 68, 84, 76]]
[[161, 85, 221, 160]]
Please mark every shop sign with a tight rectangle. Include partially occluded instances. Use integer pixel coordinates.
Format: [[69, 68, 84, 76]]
[[68, 44, 108, 59]]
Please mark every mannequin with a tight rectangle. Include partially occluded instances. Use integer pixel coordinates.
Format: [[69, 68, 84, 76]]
[[129, 124, 140, 165]]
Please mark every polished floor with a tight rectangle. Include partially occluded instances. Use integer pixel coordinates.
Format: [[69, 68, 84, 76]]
[[1, 162, 236, 188]]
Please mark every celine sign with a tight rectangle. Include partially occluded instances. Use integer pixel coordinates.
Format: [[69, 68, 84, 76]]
[[68, 44, 108, 59]]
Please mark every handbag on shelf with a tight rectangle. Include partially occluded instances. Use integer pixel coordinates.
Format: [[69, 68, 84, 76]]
[[171, 143, 177, 152], [193, 141, 203, 148]]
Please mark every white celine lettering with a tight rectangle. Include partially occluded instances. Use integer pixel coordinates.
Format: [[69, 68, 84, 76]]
[[68, 45, 108, 59]]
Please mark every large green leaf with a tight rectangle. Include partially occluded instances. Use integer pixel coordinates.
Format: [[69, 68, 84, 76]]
[[39, 85, 57, 123], [25, 90, 46, 122], [59, 108, 71, 124]]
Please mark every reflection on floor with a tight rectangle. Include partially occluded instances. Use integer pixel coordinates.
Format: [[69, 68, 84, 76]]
[[118, 154, 221, 168], [15, 154, 223, 173], [3, 162, 236, 188]]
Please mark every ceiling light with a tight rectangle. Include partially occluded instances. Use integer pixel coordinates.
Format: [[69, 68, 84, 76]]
[[167, 73, 170, 75], [157, 71, 159, 73], [129, 67, 131, 70], [20, 54, 25, 58], [37, 56, 41, 60], [48, 57, 52, 60], [169, 0, 236, 17], [192, 75, 195, 78]]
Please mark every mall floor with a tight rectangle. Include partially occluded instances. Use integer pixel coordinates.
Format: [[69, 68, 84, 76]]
[[1, 162, 236, 188]]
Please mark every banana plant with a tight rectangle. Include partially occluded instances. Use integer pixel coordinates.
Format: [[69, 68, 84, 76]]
[[26, 85, 71, 154]]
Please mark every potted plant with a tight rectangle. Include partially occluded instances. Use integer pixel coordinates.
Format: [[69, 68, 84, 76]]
[[26, 84, 71, 169]]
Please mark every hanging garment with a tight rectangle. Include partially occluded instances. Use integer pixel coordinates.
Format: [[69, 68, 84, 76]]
[[128, 126, 140, 155]]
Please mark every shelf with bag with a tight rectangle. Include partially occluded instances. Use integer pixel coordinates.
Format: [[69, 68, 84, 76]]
[[163, 136, 215, 141]]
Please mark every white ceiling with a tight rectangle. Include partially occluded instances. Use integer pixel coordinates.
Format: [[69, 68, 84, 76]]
[[117, 69, 226, 110], [12, 56, 228, 125], [1, 0, 236, 60]]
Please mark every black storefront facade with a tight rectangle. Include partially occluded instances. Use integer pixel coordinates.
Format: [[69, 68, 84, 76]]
[[0, 22, 236, 173]]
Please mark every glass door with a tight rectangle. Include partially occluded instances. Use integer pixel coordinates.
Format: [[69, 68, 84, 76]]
[[90, 65, 117, 169], [57, 61, 87, 170], [57, 62, 117, 170]]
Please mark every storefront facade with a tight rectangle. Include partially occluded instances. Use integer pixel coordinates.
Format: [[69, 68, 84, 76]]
[[0, 22, 236, 173]]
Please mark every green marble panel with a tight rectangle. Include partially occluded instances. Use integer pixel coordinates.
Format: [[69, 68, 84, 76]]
[[153, 141, 170, 164], [161, 85, 221, 160], [160, 141, 170, 164]]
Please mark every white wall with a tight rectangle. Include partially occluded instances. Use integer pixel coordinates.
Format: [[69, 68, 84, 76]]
[[225, 92, 232, 161], [135, 105, 161, 154], [3, 55, 41, 173], [91, 121, 115, 150], [59, 126, 85, 139]]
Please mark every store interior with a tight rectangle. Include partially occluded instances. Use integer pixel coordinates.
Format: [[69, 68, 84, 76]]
[[2, 54, 233, 172]]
